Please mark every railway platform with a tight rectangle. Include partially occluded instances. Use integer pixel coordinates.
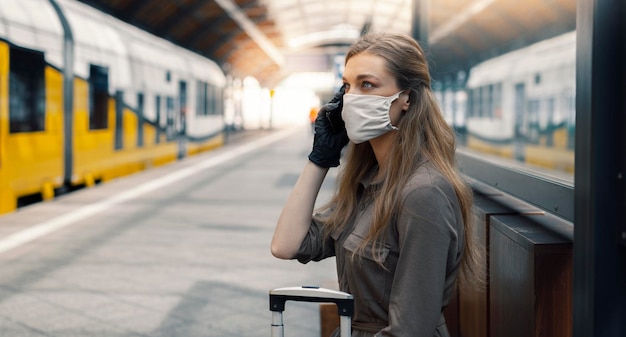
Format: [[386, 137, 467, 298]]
[[0, 126, 336, 337]]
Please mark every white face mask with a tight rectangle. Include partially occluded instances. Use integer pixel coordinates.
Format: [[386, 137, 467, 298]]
[[341, 91, 402, 144]]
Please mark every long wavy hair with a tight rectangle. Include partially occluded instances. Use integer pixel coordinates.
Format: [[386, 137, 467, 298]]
[[320, 32, 481, 287]]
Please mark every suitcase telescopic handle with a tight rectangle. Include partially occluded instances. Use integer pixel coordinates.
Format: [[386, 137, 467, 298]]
[[269, 286, 354, 316], [269, 286, 353, 337]]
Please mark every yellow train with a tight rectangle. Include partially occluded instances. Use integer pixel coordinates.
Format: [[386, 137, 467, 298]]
[[0, 0, 227, 215]]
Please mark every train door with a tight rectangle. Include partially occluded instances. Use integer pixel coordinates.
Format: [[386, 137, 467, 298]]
[[136, 93, 144, 147], [513, 83, 526, 161], [178, 81, 187, 135], [177, 81, 187, 159], [166, 97, 175, 140], [545, 97, 555, 147], [114, 90, 124, 150], [155, 95, 161, 144]]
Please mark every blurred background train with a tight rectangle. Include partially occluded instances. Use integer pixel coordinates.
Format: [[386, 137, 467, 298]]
[[437, 31, 576, 177]]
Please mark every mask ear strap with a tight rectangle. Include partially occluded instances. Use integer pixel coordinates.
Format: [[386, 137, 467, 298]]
[[403, 89, 411, 102], [391, 91, 403, 103]]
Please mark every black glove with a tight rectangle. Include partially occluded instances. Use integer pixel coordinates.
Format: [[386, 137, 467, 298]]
[[308, 86, 349, 168]]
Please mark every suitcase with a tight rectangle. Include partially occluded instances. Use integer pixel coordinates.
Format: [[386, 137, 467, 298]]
[[269, 286, 353, 337]]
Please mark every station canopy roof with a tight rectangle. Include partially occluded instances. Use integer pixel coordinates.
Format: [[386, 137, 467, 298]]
[[77, 0, 576, 88]]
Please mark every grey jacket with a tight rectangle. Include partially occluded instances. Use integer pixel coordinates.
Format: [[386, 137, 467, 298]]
[[295, 162, 464, 337]]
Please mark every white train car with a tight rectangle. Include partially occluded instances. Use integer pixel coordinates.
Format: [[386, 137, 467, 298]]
[[464, 31, 576, 173], [58, 0, 226, 146]]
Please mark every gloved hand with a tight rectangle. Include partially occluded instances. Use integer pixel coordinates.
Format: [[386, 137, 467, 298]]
[[308, 86, 349, 168]]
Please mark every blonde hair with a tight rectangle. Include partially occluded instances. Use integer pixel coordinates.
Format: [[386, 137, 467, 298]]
[[321, 32, 482, 287]]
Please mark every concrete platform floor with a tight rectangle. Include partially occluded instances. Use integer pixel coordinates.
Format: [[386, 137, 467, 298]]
[[0, 127, 339, 337]]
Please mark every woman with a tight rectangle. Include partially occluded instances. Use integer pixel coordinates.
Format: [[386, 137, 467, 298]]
[[271, 32, 481, 337]]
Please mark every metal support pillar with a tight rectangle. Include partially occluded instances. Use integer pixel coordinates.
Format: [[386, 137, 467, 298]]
[[49, 0, 74, 185], [574, 0, 626, 336], [411, 0, 430, 50]]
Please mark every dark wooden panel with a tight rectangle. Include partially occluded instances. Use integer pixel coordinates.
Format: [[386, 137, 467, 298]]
[[490, 214, 572, 337], [535, 251, 573, 336], [490, 223, 534, 337], [458, 212, 489, 337], [456, 188, 543, 337]]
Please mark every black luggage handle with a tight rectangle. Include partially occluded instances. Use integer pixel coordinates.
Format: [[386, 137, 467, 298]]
[[269, 286, 354, 317]]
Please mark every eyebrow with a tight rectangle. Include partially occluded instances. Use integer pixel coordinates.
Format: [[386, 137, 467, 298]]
[[342, 74, 381, 82]]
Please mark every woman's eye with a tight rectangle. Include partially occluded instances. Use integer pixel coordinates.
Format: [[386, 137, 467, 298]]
[[362, 81, 374, 88]]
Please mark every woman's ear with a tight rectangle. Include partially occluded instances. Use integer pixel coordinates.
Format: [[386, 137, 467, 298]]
[[401, 91, 411, 111]]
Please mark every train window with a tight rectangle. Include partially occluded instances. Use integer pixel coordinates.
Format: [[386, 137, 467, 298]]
[[9, 47, 45, 133], [494, 83, 502, 118], [201, 84, 221, 116], [208, 85, 216, 115], [472, 88, 480, 118], [526, 99, 540, 143], [216, 87, 224, 115], [89, 65, 109, 130], [196, 80, 208, 116], [546, 98, 555, 120]]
